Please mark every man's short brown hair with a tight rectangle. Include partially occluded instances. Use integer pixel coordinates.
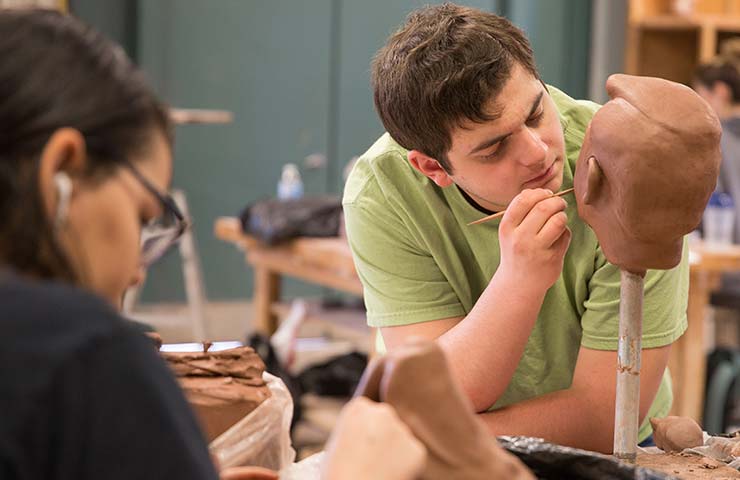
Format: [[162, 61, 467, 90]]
[[372, 3, 539, 171]]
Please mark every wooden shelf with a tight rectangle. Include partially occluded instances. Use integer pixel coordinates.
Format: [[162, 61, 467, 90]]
[[632, 13, 740, 31], [169, 108, 234, 125], [630, 0, 740, 19], [626, 1, 740, 84]]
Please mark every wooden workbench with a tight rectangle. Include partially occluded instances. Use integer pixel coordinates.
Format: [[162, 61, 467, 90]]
[[670, 244, 740, 422], [215, 216, 740, 425], [214, 217, 363, 334]]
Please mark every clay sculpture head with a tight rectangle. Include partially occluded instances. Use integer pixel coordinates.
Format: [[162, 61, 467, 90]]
[[355, 339, 534, 480], [574, 74, 721, 274]]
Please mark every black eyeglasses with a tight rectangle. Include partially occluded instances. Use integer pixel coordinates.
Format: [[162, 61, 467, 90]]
[[121, 161, 189, 266]]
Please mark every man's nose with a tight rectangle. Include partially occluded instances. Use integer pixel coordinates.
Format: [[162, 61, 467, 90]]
[[517, 128, 548, 167]]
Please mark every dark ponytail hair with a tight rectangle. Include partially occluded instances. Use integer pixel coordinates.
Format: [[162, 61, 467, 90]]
[[0, 9, 171, 282]]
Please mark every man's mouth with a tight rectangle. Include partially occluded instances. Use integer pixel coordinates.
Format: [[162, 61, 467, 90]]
[[525, 160, 556, 186]]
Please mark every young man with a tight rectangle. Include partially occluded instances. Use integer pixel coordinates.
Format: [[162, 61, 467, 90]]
[[343, 4, 688, 453]]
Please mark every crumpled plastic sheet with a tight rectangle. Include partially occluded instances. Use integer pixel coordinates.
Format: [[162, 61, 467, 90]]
[[667, 434, 740, 469], [497, 436, 678, 480], [279, 451, 325, 480], [210, 372, 296, 471]]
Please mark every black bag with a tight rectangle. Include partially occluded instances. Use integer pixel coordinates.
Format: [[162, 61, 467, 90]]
[[297, 352, 368, 397], [498, 437, 674, 479], [239, 195, 342, 245]]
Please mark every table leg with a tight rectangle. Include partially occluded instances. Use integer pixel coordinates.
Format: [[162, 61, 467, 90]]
[[668, 335, 684, 417], [253, 265, 281, 335], [681, 270, 711, 423]]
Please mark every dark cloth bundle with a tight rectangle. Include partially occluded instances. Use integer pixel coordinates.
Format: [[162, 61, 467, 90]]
[[239, 195, 342, 245]]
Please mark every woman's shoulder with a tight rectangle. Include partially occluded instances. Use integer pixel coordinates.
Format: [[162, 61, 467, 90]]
[[0, 272, 128, 360]]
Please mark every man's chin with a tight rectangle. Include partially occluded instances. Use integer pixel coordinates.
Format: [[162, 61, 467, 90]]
[[547, 177, 564, 193], [546, 160, 565, 192]]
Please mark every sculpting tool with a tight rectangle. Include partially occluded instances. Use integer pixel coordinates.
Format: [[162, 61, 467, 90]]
[[467, 187, 574, 226]]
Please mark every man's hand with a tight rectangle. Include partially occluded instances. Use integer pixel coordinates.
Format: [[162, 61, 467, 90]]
[[497, 188, 571, 291], [322, 397, 427, 480]]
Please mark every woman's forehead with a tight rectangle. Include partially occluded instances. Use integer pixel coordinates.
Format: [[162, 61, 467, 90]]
[[131, 130, 173, 189]]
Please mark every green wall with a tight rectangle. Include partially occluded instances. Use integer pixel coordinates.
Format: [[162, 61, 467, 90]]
[[71, 0, 591, 303], [69, 0, 138, 58], [507, 0, 592, 98]]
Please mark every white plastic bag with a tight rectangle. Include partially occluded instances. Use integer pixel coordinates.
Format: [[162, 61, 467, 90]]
[[279, 452, 325, 480], [210, 372, 296, 471]]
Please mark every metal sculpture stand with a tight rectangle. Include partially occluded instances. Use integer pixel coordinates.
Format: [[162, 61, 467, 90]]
[[613, 269, 645, 463]]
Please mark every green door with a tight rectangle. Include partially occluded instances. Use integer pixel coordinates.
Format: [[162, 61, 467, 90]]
[[136, 0, 334, 301]]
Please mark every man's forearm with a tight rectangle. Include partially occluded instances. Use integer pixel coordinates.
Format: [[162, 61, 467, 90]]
[[479, 386, 616, 453], [436, 272, 547, 411], [477, 345, 670, 454]]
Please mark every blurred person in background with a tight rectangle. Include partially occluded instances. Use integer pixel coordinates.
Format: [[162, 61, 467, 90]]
[[694, 40, 740, 244]]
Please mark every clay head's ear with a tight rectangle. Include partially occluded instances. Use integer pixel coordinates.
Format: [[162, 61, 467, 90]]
[[583, 156, 603, 206], [353, 356, 387, 401]]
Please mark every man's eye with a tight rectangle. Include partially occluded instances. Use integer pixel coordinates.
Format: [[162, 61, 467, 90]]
[[484, 139, 507, 160], [527, 110, 545, 127]]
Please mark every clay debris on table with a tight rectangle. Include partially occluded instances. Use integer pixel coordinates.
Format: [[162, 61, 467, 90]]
[[637, 452, 740, 479], [644, 416, 740, 479]]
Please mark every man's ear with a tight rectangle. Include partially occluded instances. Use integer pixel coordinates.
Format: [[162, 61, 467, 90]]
[[583, 156, 603, 205], [407, 150, 454, 187], [37, 128, 87, 220]]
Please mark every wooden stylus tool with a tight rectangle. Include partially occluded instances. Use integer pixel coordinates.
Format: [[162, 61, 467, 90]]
[[467, 187, 575, 226]]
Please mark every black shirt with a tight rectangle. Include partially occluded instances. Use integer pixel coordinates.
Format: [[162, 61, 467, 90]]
[[0, 273, 218, 480]]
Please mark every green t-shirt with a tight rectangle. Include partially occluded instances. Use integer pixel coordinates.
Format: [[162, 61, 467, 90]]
[[343, 86, 689, 442]]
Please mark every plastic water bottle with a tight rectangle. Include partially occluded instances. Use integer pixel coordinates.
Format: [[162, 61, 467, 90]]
[[704, 191, 735, 248], [277, 163, 304, 200]]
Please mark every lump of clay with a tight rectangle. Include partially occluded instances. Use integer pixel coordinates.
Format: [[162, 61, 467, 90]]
[[162, 346, 271, 441], [574, 74, 721, 274], [355, 339, 534, 480], [650, 416, 704, 453]]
